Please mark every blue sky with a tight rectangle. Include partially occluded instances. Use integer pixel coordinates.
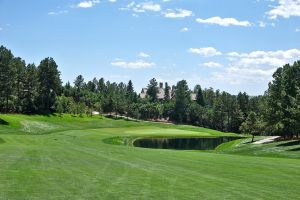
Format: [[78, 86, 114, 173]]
[[0, 0, 300, 95]]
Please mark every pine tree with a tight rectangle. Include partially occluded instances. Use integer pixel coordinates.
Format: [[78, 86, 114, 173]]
[[174, 80, 190, 123], [0, 46, 14, 112], [240, 112, 261, 142], [11, 57, 26, 112], [164, 82, 170, 101], [73, 75, 85, 102], [147, 78, 158, 102], [126, 80, 134, 101], [195, 85, 205, 106], [23, 64, 38, 113], [37, 57, 62, 112], [237, 92, 249, 117]]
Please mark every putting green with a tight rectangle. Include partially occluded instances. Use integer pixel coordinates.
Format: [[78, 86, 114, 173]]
[[0, 114, 299, 200]]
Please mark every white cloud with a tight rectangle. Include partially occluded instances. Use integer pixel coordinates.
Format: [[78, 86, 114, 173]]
[[258, 21, 266, 27], [129, 1, 161, 13], [138, 52, 150, 58], [267, 0, 300, 19], [108, 0, 116, 2], [141, 2, 161, 12], [227, 49, 300, 67], [227, 52, 240, 57], [180, 27, 189, 32], [203, 62, 223, 68], [196, 16, 251, 27], [188, 47, 222, 57], [48, 10, 69, 15], [212, 67, 275, 85], [132, 13, 139, 17], [111, 60, 155, 69], [0, 27, 3, 31], [214, 48, 300, 85], [77, 0, 100, 8], [164, 9, 193, 18], [126, 1, 135, 9], [296, 28, 300, 32], [121, 1, 161, 13]]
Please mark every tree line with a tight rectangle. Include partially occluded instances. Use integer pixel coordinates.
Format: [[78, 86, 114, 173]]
[[0, 45, 299, 139]]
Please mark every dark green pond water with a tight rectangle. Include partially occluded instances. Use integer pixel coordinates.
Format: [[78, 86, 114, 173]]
[[133, 137, 241, 150]]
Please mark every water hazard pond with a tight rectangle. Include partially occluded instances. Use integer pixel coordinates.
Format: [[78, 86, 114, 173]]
[[133, 136, 242, 150]]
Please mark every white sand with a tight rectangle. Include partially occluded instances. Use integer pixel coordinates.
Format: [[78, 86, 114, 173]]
[[253, 136, 280, 144]]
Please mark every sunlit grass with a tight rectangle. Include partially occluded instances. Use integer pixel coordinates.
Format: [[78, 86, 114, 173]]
[[0, 114, 299, 200]]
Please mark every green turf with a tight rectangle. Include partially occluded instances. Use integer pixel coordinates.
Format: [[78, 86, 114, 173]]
[[0, 114, 299, 200], [216, 137, 300, 159]]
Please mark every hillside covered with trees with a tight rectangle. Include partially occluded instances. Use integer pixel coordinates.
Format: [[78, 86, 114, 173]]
[[0, 45, 299, 139]]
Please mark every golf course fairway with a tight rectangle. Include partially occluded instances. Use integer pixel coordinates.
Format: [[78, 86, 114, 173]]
[[0, 114, 299, 200]]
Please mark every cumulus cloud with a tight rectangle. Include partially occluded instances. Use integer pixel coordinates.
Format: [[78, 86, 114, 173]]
[[77, 0, 100, 8], [111, 60, 155, 69], [140, 2, 161, 12], [196, 16, 251, 27], [267, 0, 300, 19], [258, 21, 266, 28], [203, 62, 223, 68], [164, 9, 193, 18], [125, 1, 161, 12], [188, 47, 222, 57], [214, 48, 300, 85], [227, 49, 300, 67], [212, 67, 275, 85], [121, 1, 161, 14], [138, 52, 150, 58], [180, 27, 189, 32], [48, 10, 69, 15]]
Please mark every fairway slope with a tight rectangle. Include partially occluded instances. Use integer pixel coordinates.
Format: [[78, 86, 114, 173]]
[[0, 114, 299, 200]]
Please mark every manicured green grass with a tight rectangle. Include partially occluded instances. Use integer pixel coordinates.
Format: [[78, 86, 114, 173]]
[[216, 137, 300, 159], [0, 114, 299, 200]]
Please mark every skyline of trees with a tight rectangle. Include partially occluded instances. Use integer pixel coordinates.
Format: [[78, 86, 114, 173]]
[[1, 45, 299, 139]]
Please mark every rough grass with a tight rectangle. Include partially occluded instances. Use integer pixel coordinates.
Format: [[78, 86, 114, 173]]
[[0, 114, 299, 200]]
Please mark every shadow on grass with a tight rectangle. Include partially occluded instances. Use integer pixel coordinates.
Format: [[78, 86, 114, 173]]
[[288, 147, 300, 151], [277, 140, 300, 147], [0, 138, 5, 144], [243, 141, 254, 144], [37, 113, 57, 117], [0, 118, 9, 125], [24, 112, 58, 117]]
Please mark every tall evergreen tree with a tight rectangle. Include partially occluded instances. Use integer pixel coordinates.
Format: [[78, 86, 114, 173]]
[[195, 85, 205, 106], [203, 87, 215, 107], [0, 46, 14, 112], [126, 80, 134, 100], [237, 92, 249, 117], [164, 82, 170, 101], [73, 75, 85, 102], [98, 78, 106, 94], [63, 81, 73, 97], [147, 78, 158, 102], [23, 63, 38, 113], [37, 57, 62, 112], [173, 80, 190, 123], [11, 57, 26, 112]]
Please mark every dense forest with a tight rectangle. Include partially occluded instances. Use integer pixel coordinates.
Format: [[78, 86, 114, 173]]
[[0, 45, 299, 139]]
